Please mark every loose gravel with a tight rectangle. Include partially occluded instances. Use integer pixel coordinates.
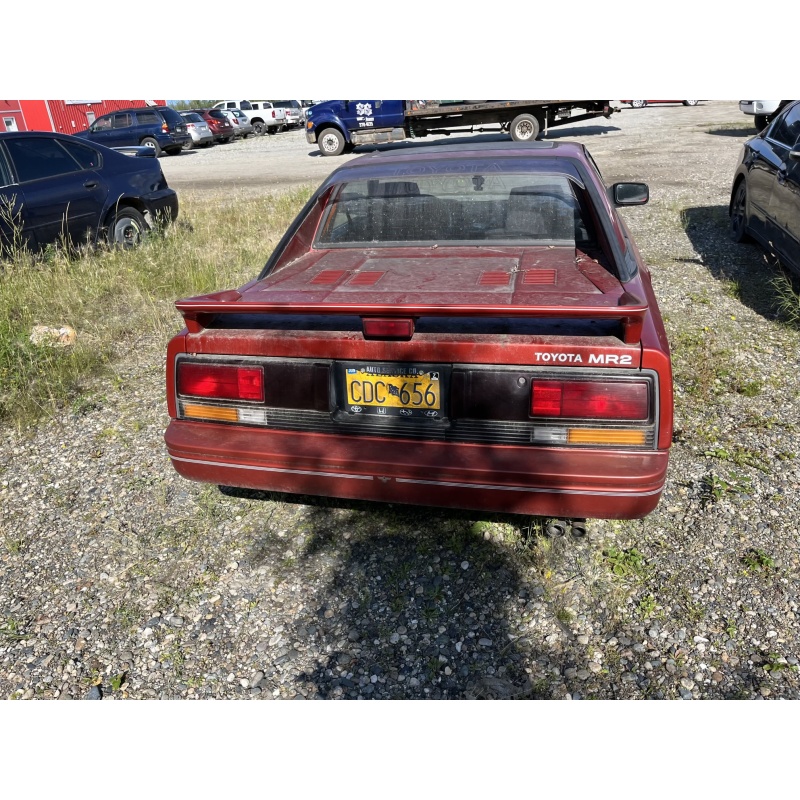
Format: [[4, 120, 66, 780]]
[[2, 102, 800, 700]]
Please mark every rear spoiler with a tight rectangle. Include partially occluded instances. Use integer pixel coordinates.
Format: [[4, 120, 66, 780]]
[[176, 291, 649, 344]]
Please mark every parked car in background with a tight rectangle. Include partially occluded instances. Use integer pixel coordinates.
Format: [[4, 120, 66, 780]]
[[75, 105, 190, 156], [730, 100, 800, 276], [269, 100, 303, 128], [0, 131, 178, 252], [622, 100, 701, 108], [192, 109, 234, 143], [212, 101, 287, 135], [219, 109, 245, 138], [179, 112, 214, 149], [739, 100, 790, 132], [227, 108, 254, 137], [165, 141, 673, 523]]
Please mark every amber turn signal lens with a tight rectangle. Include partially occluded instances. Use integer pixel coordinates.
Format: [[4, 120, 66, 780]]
[[567, 429, 646, 445], [182, 404, 239, 422]]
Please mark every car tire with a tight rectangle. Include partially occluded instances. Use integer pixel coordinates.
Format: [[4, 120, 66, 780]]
[[754, 114, 770, 132], [182, 139, 194, 151], [107, 207, 148, 249], [683, 100, 699, 106], [730, 182, 751, 244], [509, 113, 540, 142], [630, 100, 647, 109], [267, 127, 278, 135], [253, 121, 267, 135], [140, 137, 162, 157], [318, 127, 346, 156]]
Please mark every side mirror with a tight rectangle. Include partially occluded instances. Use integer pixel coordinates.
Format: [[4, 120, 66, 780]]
[[612, 182, 649, 206], [790, 149, 800, 160]]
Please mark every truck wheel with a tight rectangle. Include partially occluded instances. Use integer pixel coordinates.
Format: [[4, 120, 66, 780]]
[[630, 100, 647, 108], [253, 121, 266, 136], [318, 127, 346, 156], [754, 114, 769, 132], [509, 113, 540, 142]]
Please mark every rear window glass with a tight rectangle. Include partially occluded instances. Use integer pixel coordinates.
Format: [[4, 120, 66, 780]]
[[208, 110, 227, 120], [317, 173, 594, 247], [272, 101, 300, 109], [182, 113, 204, 123], [158, 107, 185, 126]]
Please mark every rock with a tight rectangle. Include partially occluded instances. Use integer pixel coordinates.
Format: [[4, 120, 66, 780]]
[[29, 325, 77, 348], [250, 671, 265, 688], [478, 638, 492, 647], [85, 685, 102, 700], [347, 629, 360, 642]]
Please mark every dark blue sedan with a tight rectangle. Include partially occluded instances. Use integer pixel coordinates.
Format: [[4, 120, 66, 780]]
[[0, 130, 179, 253]]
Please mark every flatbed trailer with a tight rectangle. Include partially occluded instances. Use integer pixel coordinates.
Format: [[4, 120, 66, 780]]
[[305, 100, 619, 155]]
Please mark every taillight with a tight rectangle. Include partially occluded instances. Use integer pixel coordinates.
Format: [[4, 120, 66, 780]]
[[532, 380, 649, 420], [187, 123, 195, 129], [162, 122, 169, 133], [178, 363, 264, 402], [271, 110, 276, 118]]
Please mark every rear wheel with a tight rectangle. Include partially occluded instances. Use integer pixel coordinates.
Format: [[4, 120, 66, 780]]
[[509, 113, 540, 142], [318, 127, 346, 156], [683, 100, 699, 106], [107, 207, 148, 249], [140, 137, 162, 157], [253, 120, 267, 135], [630, 100, 647, 109], [754, 114, 770, 132], [730, 181, 751, 243]]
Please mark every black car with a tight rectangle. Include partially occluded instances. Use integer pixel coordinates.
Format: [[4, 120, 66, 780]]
[[730, 100, 800, 275], [0, 131, 179, 252], [74, 105, 190, 157]]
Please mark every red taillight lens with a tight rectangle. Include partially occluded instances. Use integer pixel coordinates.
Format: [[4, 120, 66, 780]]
[[187, 123, 195, 129], [532, 381, 649, 420], [362, 318, 415, 339], [178, 363, 264, 402], [272, 110, 276, 118], [162, 122, 169, 133]]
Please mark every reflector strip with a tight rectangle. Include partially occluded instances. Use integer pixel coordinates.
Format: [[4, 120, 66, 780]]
[[567, 429, 646, 445], [182, 404, 239, 422]]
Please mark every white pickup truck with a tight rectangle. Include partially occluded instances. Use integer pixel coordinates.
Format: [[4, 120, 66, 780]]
[[212, 100, 288, 135]]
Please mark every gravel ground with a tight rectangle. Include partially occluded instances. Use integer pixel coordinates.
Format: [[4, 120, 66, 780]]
[[2, 101, 800, 700]]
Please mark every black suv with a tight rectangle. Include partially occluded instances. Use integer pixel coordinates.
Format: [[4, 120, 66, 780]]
[[75, 105, 190, 156]]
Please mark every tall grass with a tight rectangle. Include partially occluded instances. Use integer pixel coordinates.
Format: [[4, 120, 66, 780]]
[[0, 187, 312, 426]]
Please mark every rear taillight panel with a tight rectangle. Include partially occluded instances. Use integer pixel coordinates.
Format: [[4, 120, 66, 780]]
[[531, 380, 649, 420], [177, 362, 264, 402]]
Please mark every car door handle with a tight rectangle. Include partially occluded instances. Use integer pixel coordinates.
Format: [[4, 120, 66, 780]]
[[83, 180, 99, 189]]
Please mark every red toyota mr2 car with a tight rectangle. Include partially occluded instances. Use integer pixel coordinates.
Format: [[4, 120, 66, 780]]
[[165, 142, 673, 520]]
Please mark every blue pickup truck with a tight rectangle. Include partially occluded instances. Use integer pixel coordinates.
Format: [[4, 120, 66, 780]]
[[305, 100, 618, 155]]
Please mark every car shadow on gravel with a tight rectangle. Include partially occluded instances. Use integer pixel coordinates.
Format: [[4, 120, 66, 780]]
[[681, 205, 782, 320], [703, 127, 756, 138], [227, 488, 576, 699]]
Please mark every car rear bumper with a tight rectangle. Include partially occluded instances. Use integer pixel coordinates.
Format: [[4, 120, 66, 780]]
[[146, 189, 179, 223], [164, 420, 669, 519]]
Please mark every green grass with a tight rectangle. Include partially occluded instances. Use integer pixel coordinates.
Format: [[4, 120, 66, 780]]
[[0, 188, 313, 426]]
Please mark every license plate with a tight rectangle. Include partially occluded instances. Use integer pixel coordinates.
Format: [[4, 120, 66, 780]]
[[343, 364, 443, 418]]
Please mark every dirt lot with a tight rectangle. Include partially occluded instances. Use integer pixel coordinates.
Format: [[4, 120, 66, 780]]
[[159, 102, 749, 196], [3, 101, 800, 700]]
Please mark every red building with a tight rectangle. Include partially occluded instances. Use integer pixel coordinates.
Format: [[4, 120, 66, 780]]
[[0, 100, 167, 134]]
